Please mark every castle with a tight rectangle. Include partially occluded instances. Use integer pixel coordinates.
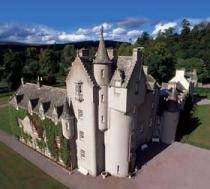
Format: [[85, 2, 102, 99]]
[[10, 27, 197, 177]]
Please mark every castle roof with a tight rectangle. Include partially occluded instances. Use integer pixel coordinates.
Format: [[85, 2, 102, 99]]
[[93, 26, 111, 64], [10, 83, 72, 120]]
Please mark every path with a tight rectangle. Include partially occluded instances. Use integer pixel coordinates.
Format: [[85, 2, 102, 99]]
[[196, 98, 210, 105], [1, 130, 210, 189]]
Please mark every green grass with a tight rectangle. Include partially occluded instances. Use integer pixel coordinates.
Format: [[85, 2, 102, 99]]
[[186, 105, 210, 149], [0, 142, 68, 189], [0, 105, 26, 136], [194, 87, 210, 99]]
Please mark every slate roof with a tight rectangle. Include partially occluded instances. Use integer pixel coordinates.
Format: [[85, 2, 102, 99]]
[[93, 26, 111, 64], [110, 56, 136, 87], [10, 83, 72, 120]]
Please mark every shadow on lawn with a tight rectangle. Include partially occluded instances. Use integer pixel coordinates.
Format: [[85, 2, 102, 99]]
[[175, 96, 201, 142]]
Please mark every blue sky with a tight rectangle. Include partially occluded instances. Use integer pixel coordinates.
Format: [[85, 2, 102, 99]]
[[0, 0, 210, 43]]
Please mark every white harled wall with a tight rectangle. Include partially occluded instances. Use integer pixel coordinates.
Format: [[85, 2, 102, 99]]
[[66, 58, 103, 176]]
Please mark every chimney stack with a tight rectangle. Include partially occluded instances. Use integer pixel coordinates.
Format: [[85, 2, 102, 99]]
[[37, 76, 42, 89], [21, 77, 24, 86]]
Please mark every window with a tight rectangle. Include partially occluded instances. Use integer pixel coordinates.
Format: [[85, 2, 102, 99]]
[[80, 149, 85, 159], [135, 83, 139, 95], [39, 104, 45, 120], [75, 81, 83, 102], [79, 131, 84, 141], [65, 122, 70, 130], [139, 123, 144, 133], [78, 109, 83, 119], [56, 136, 61, 148], [115, 80, 121, 87], [101, 94, 104, 103], [101, 115, 104, 123], [114, 87, 121, 94], [101, 69, 105, 78], [149, 119, 153, 128]]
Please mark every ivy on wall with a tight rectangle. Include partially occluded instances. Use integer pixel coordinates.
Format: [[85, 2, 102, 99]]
[[10, 105, 71, 167]]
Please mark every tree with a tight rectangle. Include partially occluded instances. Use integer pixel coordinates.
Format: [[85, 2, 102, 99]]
[[181, 19, 191, 40], [144, 42, 176, 83], [22, 47, 40, 81], [38, 49, 59, 84], [4, 49, 25, 89], [60, 45, 76, 75], [118, 43, 133, 56], [39, 49, 59, 76], [135, 32, 151, 47]]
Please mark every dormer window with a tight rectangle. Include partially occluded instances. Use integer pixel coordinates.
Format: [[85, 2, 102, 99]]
[[101, 69, 105, 78], [39, 104, 45, 120], [75, 81, 83, 102], [115, 80, 121, 87], [52, 107, 58, 125], [28, 100, 33, 115]]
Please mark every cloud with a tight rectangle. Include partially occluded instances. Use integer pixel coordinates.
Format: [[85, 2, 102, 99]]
[[117, 17, 150, 28], [152, 22, 177, 35], [92, 22, 112, 32], [76, 28, 90, 35], [58, 32, 88, 41], [127, 30, 142, 38], [112, 27, 126, 35], [1, 17, 209, 44]]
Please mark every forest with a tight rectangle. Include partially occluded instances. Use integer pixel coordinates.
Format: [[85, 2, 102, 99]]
[[0, 19, 210, 90]]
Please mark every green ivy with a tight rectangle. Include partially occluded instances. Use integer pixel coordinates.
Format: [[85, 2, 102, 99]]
[[10, 106, 71, 167], [36, 138, 46, 150]]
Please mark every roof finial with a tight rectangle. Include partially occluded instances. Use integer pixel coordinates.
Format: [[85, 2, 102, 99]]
[[76, 49, 79, 57], [100, 25, 104, 38], [93, 25, 111, 64]]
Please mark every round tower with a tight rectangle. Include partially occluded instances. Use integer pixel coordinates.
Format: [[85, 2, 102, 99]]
[[161, 87, 180, 144], [93, 26, 112, 131]]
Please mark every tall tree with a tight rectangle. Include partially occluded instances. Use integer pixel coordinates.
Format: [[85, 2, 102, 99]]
[[4, 49, 25, 89]]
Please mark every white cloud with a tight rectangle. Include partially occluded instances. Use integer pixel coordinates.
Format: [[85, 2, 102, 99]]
[[58, 32, 88, 41], [76, 28, 90, 35], [112, 27, 126, 35], [127, 30, 142, 37], [92, 22, 112, 32], [152, 22, 177, 35]]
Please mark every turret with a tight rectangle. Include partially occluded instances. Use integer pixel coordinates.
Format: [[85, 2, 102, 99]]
[[160, 87, 180, 144], [93, 26, 112, 86], [93, 26, 111, 131]]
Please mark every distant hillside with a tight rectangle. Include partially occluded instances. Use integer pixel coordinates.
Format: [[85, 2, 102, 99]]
[[0, 40, 124, 51]]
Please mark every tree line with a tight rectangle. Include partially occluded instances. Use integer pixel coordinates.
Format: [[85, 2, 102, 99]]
[[119, 19, 210, 83], [1, 19, 210, 90]]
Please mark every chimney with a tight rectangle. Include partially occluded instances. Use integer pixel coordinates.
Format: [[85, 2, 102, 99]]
[[79, 48, 89, 57], [107, 48, 117, 60], [143, 65, 148, 75], [132, 47, 143, 63], [37, 76, 42, 89], [175, 69, 185, 78], [21, 77, 24, 85]]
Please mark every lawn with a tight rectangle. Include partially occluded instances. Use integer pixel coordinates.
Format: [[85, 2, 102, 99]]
[[0, 105, 24, 135], [0, 142, 68, 189], [186, 105, 210, 149]]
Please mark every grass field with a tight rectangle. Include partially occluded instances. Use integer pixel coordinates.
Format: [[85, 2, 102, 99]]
[[0, 142, 67, 189], [186, 105, 210, 149]]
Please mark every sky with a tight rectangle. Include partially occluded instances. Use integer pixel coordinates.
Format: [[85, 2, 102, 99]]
[[0, 0, 210, 43]]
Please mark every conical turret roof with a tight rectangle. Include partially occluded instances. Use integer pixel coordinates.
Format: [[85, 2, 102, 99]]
[[93, 26, 111, 64]]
